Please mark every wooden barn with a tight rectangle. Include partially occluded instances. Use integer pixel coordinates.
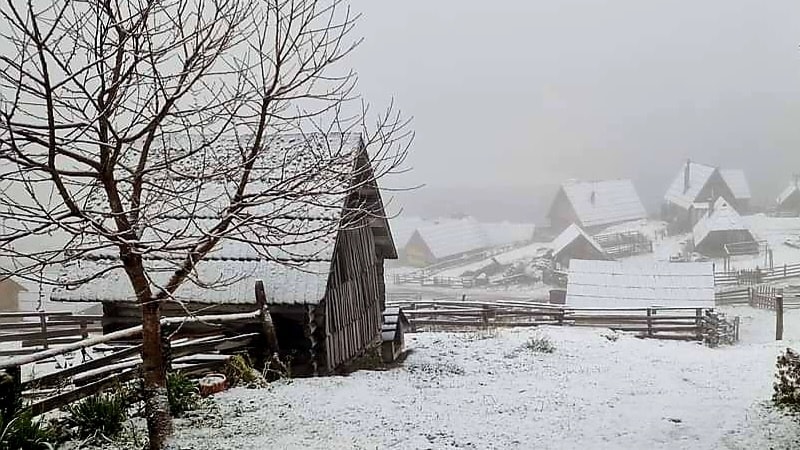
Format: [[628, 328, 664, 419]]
[[692, 197, 757, 257], [566, 259, 715, 308], [51, 133, 396, 376], [547, 179, 647, 234], [549, 224, 610, 269], [663, 161, 751, 233], [777, 178, 800, 216], [401, 217, 492, 267]]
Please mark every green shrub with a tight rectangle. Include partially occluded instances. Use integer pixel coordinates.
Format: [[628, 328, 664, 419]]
[[224, 354, 266, 387], [167, 372, 199, 416], [524, 334, 556, 354], [66, 392, 126, 439], [774, 348, 800, 412], [0, 411, 58, 450]]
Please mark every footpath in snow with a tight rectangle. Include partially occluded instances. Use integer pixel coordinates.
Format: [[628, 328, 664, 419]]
[[170, 306, 800, 450]]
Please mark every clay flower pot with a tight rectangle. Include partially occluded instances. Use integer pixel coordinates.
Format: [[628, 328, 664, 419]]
[[198, 373, 229, 397]]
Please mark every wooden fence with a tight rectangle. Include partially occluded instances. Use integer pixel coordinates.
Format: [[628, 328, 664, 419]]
[[0, 310, 267, 417], [594, 231, 653, 259], [714, 263, 800, 286], [386, 299, 739, 347], [0, 311, 103, 357]]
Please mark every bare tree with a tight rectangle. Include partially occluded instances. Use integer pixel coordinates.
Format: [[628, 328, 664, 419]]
[[0, 0, 410, 447]]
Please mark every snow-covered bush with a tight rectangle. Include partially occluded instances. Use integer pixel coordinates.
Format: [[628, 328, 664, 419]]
[[524, 334, 556, 354], [773, 348, 800, 412]]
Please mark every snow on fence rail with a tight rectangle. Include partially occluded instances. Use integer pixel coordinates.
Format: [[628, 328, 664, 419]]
[[386, 299, 739, 346], [714, 262, 800, 286], [0, 309, 265, 417], [0, 311, 103, 357]]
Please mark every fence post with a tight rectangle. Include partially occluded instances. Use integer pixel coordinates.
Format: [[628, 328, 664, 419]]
[[0, 366, 21, 420], [646, 308, 653, 337], [695, 309, 703, 341], [747, 287, 754, 307], [255, 280, 281, 357], [776, 293, 784, 341], [734, 316, 740, 343], [39, 311, 48, 350], [481, 305, 489, 329]]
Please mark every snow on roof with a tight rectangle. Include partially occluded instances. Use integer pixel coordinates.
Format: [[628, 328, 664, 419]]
[[388, 216, 429, 249], [50, 132, 384, 306], [559, 179, 647, 228], [777, 182, 800, 206], [664, 162, 716, 209], [566, 259, 715, 308], [482, 221, 535, 247], [692, 197, 751, 246], [551, 224, 606, 259], [51, 258, 330, 305], [719, 169, 751, 200], [413, 217, 492, 260]]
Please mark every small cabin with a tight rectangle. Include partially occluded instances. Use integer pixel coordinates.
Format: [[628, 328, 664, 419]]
[[401, 217, 492, 267], [51, 133, 397, 376], [547, 179, 647, 235], [0, 276, 27, 321], [549, 224, 610, 269], [692, 197, 757, 257], [663, 161, 751, 233]]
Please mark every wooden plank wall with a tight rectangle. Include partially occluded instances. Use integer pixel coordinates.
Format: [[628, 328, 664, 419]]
[[323, 221, 382, 372]]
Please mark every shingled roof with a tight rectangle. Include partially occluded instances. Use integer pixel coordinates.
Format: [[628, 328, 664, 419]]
[[665, 162, 750, 209], [553, 179, 647, 229], [410, 217, 492, 260], [51, 132, 393, 306]]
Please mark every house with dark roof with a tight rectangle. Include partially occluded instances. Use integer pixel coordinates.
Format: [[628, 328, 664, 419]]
[[663, 161, 751, 233], [547, 179, 648, 234], [51, 133, 396, 376]]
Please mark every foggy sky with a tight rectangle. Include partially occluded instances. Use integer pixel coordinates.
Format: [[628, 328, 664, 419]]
[[348, 0, 800, 220]]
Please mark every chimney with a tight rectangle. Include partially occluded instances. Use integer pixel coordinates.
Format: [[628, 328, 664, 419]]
[[683, 159, 691, 193]]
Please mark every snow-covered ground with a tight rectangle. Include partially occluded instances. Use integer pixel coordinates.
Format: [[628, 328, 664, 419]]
[[170, 305, 800, 450]]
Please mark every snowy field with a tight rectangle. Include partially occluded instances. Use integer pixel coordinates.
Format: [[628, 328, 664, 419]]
[[170, 306, 800, 450]]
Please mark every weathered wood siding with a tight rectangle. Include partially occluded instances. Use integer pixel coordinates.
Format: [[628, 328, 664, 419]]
[[322, 221, 382, 373]]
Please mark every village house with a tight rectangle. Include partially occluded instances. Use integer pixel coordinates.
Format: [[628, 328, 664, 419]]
[[547, 179, 647, 235], [549, 224, 610, 269], [51, 133, 396, 376], [777, 177, 800, 216], [566, 259, 715, 308], [400, 217, 492, 267], [692, 197, 757, 257], [663, 161, 751, 233], [0, 274, 26, 316]]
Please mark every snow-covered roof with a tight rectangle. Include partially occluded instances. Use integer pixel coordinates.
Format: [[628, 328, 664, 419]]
[[388, 216, 429, 249], [482, 221, 535, 247], [777, 182, 800, 206], [413, 217, 492, 260], [692, 197, 752, 246], [566, 259, 715, 308], [51, 258, 329, 305], [558, 179, 647, 228], [551, 224, 606, 259], [50, 132, 389, 306], [664, 162, 716, 209], [719, 169, 751, 200]]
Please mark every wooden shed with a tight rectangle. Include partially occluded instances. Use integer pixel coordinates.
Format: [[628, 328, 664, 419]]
[[549, 224, 610, 269], [692, 197, 756, 257], [663, 161, 751, 233], [0, 276, 27, 319], [381, 307, 410, 363], [401, 217, 492, 267], [547, 179, 647, 234], [51, 133, 397, 376]]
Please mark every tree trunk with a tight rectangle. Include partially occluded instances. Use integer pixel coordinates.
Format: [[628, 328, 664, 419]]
[[141, 300, 172, 449]]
